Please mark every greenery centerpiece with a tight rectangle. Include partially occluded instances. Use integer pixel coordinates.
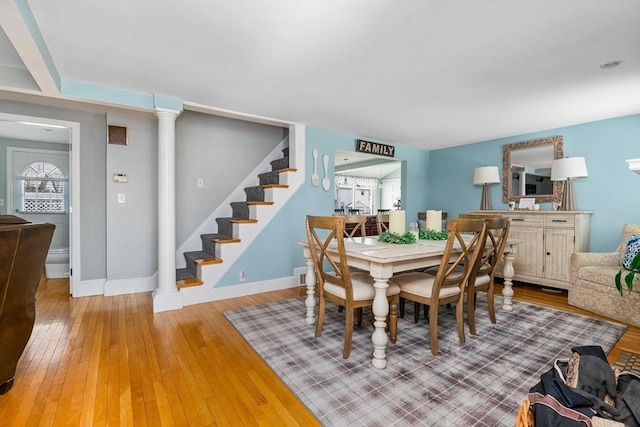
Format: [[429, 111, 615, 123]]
[[378, 231, 417, 244], [378, 229, 449, 244], [419, 229, 449, 240], [615, 252, 640, 295]]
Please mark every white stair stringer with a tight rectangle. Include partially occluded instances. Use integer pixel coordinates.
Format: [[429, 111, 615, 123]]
[[180, 124, 305, 306]]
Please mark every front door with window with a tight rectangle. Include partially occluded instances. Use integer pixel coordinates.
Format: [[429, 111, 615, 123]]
[[9, 148, 69, 250]]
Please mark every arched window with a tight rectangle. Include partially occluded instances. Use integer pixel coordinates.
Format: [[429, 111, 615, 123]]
[[20, 161, 67, 213]]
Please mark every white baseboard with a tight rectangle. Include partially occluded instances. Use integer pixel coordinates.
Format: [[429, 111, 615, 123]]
[[191, 275, 301, 305], [104, 272, 158, 296], [73, 279, 105, 297], [73, 273, 158, 297]]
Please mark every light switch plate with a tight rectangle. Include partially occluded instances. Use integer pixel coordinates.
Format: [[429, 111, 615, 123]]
[[117, 193, 125, 203]]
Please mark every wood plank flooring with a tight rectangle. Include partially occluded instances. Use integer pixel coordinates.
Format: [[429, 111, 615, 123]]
[[0, 277, 638, 426]]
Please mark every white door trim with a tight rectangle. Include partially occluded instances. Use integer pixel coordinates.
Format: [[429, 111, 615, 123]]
[[1, 112, 80, 296]]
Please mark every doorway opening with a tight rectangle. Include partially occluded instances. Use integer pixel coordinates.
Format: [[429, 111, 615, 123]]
[[1, 113, 80, 295]]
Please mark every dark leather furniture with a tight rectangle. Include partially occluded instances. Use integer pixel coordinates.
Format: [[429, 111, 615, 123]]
[[0, 217, 55, 394]]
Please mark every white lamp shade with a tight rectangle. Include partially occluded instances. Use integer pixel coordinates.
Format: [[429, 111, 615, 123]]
[[473, 166, 500, 185], [551, 157, 588, 181]]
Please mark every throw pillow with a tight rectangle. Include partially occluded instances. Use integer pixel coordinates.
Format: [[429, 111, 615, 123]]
[[622, 235, 640, 270]]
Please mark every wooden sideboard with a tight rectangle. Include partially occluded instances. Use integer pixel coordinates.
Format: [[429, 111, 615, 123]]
[[469, 210, 592, 290]]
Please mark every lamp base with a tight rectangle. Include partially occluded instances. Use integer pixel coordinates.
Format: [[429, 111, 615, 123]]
[[479, 183, 492, 210], [560, 179, 576, 211]]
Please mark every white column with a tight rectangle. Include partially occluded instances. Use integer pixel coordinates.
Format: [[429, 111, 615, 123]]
[[153, 108, 183, 313]]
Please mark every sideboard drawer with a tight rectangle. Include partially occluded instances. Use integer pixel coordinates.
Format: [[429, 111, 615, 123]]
[[545, 215, 575, 228], [507, 215, 544, 227]]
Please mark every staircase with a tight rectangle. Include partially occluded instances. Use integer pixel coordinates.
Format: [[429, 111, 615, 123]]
[[175, 144, 299, 302]]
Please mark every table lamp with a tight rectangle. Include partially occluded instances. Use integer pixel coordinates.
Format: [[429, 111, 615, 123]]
[[473, 166, 500, 210], [551, 157, 588, 211]]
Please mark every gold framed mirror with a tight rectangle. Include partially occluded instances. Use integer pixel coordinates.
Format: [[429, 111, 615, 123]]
[[502, 135, 563, 203]]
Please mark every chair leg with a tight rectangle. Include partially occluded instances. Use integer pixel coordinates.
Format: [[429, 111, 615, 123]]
[[487, 284, 496, 324], [423, 304, 429, 320], [456, 301, 465, 343], [356, 307, 363, 326], [414, 302, 420, 323], [428, 304, 439, 356], [456, 296, 466, 345], [343, 305, 354, 359], [389, 295, 398, 344], [399, 297, 405, 318], [467, 289, 477, 336], [315, 298, 326, 338]]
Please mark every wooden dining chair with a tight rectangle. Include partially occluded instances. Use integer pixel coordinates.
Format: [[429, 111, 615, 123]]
[[376, 214, 390, 235], [388, 218, 488, 355], [459, 215, 510, 335], [306, 215, 400, 359], [342, 215, 367, 238]]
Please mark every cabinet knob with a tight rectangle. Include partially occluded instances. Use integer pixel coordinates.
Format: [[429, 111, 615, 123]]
[[546, 252, 551, 255]]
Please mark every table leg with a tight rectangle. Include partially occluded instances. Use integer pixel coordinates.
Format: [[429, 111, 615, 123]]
[[502, 250, 515, 311], [303, 247, 317, 325], [371, 277, 389, 369]]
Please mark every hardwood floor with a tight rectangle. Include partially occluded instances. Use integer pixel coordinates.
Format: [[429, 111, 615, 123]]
[[1, 277, 638, 426]]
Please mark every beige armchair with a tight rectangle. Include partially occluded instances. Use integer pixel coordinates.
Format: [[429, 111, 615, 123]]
[[568, 224, 640, 327]]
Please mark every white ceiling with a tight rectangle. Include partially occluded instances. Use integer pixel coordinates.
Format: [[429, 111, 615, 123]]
[[0, 0, 639, 150]]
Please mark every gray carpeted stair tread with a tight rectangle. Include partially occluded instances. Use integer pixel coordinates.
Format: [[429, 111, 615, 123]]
[[176, 268, 195, 281], [200, 233, 228, 254], [215, 218, 233, 237], [230, 201, 250, 219], [259, 171, 280, 186], [244, 186, 265, 202], [282, 147, 289, 157], [185, 250, 214, 261], [270, 157, 289, 171], [184, 251, 205, 275]]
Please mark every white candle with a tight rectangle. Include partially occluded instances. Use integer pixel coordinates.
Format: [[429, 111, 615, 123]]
[[426, 210, 442, 232], [389, 210, 406, 234]]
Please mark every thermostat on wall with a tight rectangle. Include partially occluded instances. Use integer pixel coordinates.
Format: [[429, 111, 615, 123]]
[[113, 173, 127, 183]]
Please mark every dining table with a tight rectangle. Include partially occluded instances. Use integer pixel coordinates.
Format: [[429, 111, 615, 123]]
[[298, 236, 518, 369]]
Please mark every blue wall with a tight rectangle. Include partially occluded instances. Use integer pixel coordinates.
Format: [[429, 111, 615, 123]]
[[428, 114, 640, 252], [218, 126, 431, 286]]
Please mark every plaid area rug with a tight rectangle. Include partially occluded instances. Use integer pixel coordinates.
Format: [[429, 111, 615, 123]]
[[223, 296, 626, 426], [615, 351, 640, 376]]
